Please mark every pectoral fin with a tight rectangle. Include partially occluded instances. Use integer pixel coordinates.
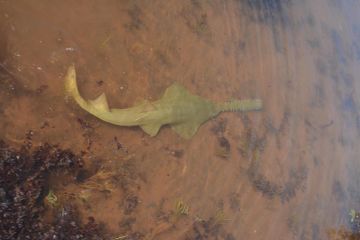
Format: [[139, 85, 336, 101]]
[[89, 93, 110, 112], [141, 124, 162, 136], [162, 83, 191, 99], [171, 121, 201, 139]]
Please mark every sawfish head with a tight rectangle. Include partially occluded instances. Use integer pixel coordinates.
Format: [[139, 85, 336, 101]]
[[154, 83, 218, 139]]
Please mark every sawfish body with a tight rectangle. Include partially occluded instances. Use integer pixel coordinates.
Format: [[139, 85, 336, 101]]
[[65, 65, 262, 138]]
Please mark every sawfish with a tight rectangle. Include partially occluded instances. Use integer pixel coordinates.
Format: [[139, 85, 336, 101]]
[[65, 65, 262, 139]]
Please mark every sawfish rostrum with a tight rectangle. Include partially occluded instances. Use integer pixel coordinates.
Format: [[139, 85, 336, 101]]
[[65, 65, 262, 139]]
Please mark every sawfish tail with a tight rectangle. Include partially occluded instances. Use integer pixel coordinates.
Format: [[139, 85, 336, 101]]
[[217, 99, 263, 113], [64, 65, 89, 109], [64, 65, 110, 116], [64, 65, 143, 126]]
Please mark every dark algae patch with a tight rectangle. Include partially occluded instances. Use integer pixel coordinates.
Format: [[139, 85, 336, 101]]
[[247, 148, 308, 202], [181, 2, 212, 43], [0, 139, 105, 240], [239, 0, 292, 24], [125, 4, 145, 31], [185, 217, 235, 240], [215, 136, 231, 159], [239, 124, 308, 202], [327, 209, 360, 239]]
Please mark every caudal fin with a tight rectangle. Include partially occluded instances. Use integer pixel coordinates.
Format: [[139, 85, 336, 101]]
[[64, 65, 110, 114], [64, 65, 81, 100]]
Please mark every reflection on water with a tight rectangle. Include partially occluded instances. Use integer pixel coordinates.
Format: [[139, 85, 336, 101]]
[[1, 0, 360, 239]]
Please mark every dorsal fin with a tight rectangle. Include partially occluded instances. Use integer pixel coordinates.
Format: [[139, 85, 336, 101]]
[[89, 93, 109, 112]]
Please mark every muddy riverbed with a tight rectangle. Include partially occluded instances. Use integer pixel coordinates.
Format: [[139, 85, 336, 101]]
[[1, 1, 360, 239]]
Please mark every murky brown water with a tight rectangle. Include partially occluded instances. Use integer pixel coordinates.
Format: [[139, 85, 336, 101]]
[[1, 0, 360, 239]]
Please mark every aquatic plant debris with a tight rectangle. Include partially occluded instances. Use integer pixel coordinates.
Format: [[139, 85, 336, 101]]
[[65, 65, 262, 138], [45, 189, 58, 208]]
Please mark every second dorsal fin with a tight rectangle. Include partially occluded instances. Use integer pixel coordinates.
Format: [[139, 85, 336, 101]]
[[89, 93, 110, 112]]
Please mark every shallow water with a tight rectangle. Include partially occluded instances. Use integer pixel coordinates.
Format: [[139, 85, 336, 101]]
[[1, 0, 360, 239]]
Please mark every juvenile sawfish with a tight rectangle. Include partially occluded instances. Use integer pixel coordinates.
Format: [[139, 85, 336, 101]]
[[65, 65, 262, 139]]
